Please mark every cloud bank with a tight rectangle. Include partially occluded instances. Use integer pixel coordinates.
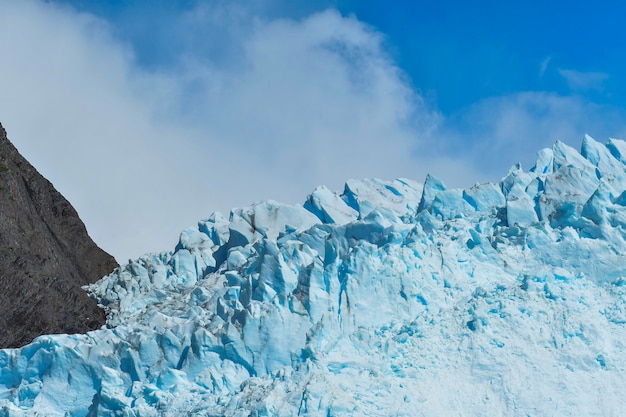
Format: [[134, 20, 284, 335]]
[[1, 0, 625, 261], [440, 92, 626, 179], [0, 1, 441, 260]]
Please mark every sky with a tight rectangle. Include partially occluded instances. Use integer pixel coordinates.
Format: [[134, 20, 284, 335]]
[[1, 0, 626, 262]]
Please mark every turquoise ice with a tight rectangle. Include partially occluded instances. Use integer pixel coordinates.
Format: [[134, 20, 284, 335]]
[[2, 136, 626, 416]]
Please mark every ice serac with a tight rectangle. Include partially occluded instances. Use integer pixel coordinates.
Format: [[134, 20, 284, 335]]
[[2, 135, 626, 416], [0, 123, 118, 348]]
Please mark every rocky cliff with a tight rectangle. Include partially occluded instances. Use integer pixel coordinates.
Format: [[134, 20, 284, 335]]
[[0, 123, 118, 348]]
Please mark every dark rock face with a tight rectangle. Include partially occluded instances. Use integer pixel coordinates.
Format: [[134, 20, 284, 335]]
[[0, 123, 118, 348]]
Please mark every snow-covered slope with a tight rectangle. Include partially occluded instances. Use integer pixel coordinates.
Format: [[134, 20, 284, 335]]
[[2, 136, 626, 416]]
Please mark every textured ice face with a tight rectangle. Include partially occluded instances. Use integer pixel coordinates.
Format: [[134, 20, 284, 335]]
[[2, 138, 626, 416]]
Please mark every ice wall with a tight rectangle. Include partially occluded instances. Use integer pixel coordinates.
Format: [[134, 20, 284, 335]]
[[2, 138, 626, 416]]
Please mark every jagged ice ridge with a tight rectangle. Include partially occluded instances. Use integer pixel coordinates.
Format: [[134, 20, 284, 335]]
[[2, 136, 626, 415]]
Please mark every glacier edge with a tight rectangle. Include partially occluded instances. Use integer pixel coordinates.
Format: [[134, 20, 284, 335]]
[[1, 140, 626, 416]]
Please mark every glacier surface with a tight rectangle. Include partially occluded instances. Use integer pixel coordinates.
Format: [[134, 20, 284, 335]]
[[2, 136, 626, 415]]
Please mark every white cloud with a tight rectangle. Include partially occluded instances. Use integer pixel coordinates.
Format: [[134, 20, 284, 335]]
[[559, 69, 609, 92], [175, 11, 442, 183], [539, 56, 551, 78], [0, 1, 445, 261], [2, 1, 624, 263], [438, 91, 626, 179]]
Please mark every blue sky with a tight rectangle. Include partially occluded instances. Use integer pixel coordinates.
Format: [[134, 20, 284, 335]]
[[352, 0, 626, 112], [1, 0, 625, 260], [64, 0, 626, 112]]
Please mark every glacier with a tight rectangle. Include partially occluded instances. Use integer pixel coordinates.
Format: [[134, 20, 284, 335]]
[[2, 135, 626, 415]]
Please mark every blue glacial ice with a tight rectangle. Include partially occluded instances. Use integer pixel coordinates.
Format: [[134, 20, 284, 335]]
[[2, 138, 626, 415]]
